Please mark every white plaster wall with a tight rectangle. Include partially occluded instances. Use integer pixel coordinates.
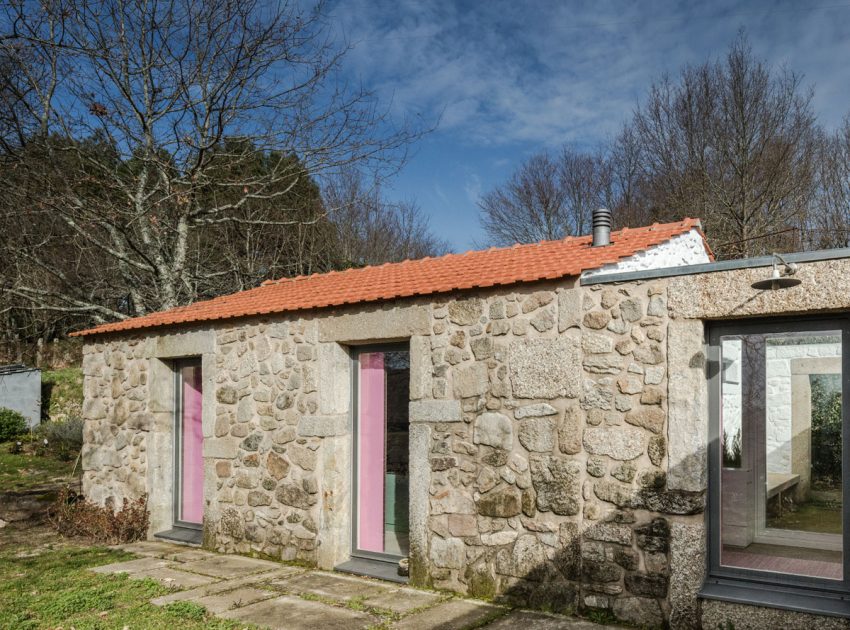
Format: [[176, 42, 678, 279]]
[[721, 339, 742, 466], [765, 339, 840, 473], [720, 337, 840, 473], [722, 339, 841, 473], [582, 229, 711, 279]]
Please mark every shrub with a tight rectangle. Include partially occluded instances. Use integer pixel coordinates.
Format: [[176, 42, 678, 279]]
[[0, 407, 28, 442], [811, 374, 842, 485], [49, 487, 149, 544], [36, 417, 85, 461]]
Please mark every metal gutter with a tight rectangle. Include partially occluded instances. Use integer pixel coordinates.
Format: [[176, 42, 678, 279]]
[[580, 247, 850, 286]]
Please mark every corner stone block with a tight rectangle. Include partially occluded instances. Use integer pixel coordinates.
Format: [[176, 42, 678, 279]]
[[297, 413, 349, 437], [667, 319, 707, 492], [409, 400, 462, 423], [317, 343, 350, 415], [409, 335, 432, 401], [408, 422, 431, 586], [669, 522, 705, 630]]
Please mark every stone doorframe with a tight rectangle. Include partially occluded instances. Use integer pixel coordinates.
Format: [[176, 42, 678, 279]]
[[143, 329, 217, 537], [314, 302, 433, 576]]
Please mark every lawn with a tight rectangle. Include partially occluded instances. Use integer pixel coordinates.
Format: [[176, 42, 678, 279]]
[[0, 542, 256, 630], [0, 447, 79, 492]]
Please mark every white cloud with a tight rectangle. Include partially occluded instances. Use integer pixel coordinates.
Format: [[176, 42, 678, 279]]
[[464, 173, 482, 205], [330, 0, 850, 146]]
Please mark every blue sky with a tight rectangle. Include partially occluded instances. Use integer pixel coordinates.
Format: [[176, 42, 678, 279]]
[[329, 0, 850, 252]]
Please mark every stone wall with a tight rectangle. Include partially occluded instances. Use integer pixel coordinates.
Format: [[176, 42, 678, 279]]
[[81, 280, 696, 625], [207, 318, 328, 563], [81, 337, 151, 507], [410, 281, 705, 626]]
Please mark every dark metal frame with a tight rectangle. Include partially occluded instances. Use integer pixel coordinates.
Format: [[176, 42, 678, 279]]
[[350, 342, 410, 564], [702, 315, 850, 617], [581, 246, 850, 286], [173, 357, 203, 531]]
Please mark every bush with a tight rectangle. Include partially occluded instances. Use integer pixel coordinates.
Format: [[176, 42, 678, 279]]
[[0, 407, 28, 442], [49, 487, 149, 544], [36, 417, 84, 461], [811, 374, 842, 485]]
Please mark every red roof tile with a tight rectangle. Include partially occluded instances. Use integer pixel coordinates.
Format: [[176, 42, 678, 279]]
[[72, 219, 707, 337]]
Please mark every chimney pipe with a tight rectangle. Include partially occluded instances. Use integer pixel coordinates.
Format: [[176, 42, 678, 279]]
[[592, 207, 612, 247]]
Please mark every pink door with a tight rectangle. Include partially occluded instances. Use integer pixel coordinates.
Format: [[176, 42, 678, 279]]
[[177, 362, 204, 525], [356, 349, 410, 558]]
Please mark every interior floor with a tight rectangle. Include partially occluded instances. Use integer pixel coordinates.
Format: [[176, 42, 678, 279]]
[[722, 543, 842, 580]]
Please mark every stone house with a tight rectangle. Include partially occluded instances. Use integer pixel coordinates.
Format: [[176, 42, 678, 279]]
[[73, 211, 850, 628]]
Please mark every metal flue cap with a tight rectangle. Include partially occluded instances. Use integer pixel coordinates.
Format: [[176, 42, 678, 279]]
[[592, 207, 612, 247]]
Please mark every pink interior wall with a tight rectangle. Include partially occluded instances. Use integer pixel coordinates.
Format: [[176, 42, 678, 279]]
[[358, 352, 386, 553], [180, 364, 204, 524]]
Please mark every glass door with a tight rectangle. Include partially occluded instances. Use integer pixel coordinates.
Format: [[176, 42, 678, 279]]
[[717, 324, 845, 580], [175, 360, 204, 528], [354, 346, 410, 560]]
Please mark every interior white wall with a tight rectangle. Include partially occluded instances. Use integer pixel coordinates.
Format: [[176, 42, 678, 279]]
[[721, 338, 840, 474]]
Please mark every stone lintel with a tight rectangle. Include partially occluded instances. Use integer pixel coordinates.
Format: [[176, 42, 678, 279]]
[[151, 329, 215, 358], [318, 304, 429, 343], [409, 400, 462, 423]]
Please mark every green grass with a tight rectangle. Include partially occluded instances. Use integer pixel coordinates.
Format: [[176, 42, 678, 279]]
[[0, 546, 256, 629], [41, 367, 84, 421], [0, 446, 78, 492]]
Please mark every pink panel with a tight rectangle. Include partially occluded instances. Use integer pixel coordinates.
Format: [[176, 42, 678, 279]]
[[181, 365, 204, 524], [358, 352, 386, 552]]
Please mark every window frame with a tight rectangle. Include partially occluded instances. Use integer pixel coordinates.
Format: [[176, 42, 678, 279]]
[[702, 315, 850, 618], [350, 342, 411, 564], [173, 357, 204, 531]]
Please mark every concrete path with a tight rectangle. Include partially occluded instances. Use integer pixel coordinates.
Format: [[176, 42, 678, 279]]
[[93, 541, 622, 629]]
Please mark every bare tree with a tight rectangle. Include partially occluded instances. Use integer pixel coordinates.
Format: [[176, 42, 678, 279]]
[[478, 147, 611, 246], [610, 124, 651, 229], [628, 34, 819, 258], [0, 0, 426, 333], [323, 168, 448, 266], [810, 118, 850, 249]]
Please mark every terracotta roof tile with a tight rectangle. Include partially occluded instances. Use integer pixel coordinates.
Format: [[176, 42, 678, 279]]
[[72, 219, 707, 337]]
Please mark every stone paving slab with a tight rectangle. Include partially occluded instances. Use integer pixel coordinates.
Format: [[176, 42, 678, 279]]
[[97, 544, 613, 630], [129, 566, 220, 589], [486, 610, 628, 629], [167, 549, 216, 563], [115, 541, 192, 557], [150, 567, 306, 607], [178, 553, 281, 578], [91, 556, 176, 574], [355, 583, 442, 615], [193, 586, 278, 614], [218, 594, 377, 630], [392, 598, 506, 630], [271, 570, 442, 614]]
